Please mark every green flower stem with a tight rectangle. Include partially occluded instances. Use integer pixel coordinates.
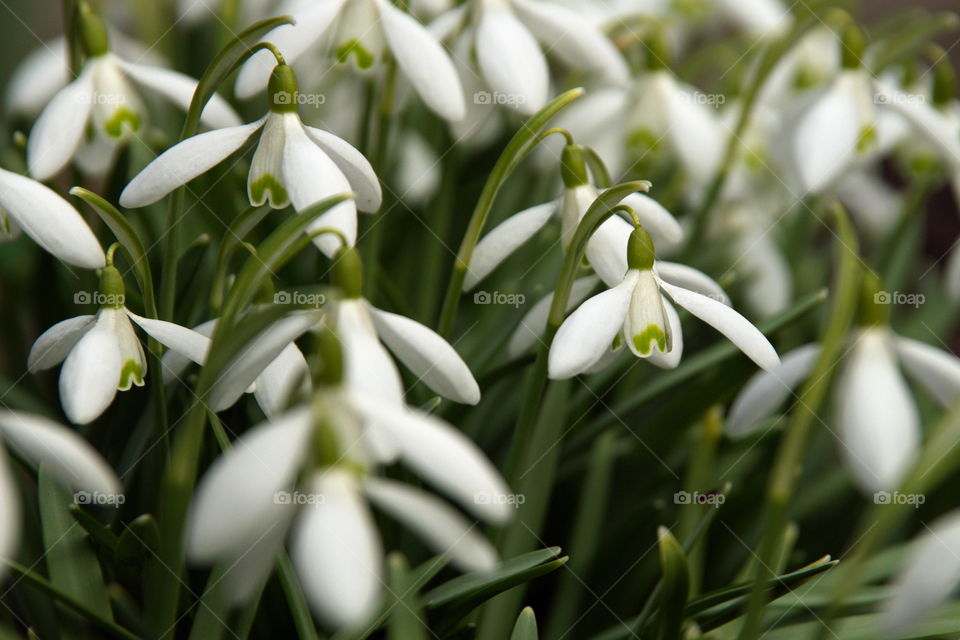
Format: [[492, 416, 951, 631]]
[[435, 88, 585, 337], [736, 203, 861, 640]]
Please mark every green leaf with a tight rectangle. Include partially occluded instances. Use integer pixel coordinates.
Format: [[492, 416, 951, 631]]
[[387, 554, 428, 640], [657, 527, 690, 640], [511, 607, 539, 640], [38, 466, 113, 631], [114, 514, 160, 571]]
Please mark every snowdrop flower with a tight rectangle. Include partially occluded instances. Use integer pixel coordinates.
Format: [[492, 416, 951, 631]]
[[234, 0, 466, 121], [0, 168, 104, 269], [332, 246, 481, 408], [548, 225, 780, 378], [186, 329, 509, 628], [177, 0, 277, 26], [465, 143, 684, 292], [881, 510, 960, 637], [27, 3, 240, 181], [442, 0, 628, 116], [0, 410, 123, 576], [712, 0, 792, 37], [121, 64, 380, 257], [727, 276, 960, 493], [28, 255, 209, 424]]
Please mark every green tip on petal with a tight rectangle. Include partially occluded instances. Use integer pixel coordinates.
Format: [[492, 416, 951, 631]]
[[118, 360, 144, 390], [561, 145, 589, 188], [268, 64, 300, 113], [77, 2, 109, 57], [103, 107, 141, 138], [335, 39, 374, 70], [249, 174, 289, 208], [632, 324, 668, 356], [627, 226, 656, 271], [332, 246, 364, 299]]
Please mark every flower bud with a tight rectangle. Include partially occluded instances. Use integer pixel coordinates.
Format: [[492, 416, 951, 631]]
[[627, 225, 656, 271], [98, 265, 125, 308], [561, 144, 589, 188], [268, 64, 299, 113]]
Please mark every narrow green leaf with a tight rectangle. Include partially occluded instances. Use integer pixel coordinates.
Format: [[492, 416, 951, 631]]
[[657, 527, 691, 640], [511, 607, 539, 640], [114, 514, 160, 571], [387, 554, 428, 640]]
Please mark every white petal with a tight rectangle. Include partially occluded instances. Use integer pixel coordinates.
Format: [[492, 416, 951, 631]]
[[254, 342, 311, 418], [114, 311, 147, 391], [348, 392, 512, 524], [475, 8, 548, 115], [28, 315, 96, 372], [655, 262, 730, 305], [27, 65, 94, 180], [735, 233, 792, 318], [511, 0, 628, 85], [876, 82, 960, 173], [0, 410, 121, 495], [895, 337, 960, 407], [0, 169, 104, 269], [365, 477, 497, 572], [881, 510, 960, 638], [292, 469, 382, 628], [120, 119, 264, 208], [0, 448, 20, 571], [619, 193, 684, 249], [585, 212, 631, 288], [715, 0, 791, 36], [127, 312, 210, 365], [464, 202, 556, 291], [7, 38, 68, 116], [234, 1, 347, 98], [186, 407, 312, 561], [647, 299, 683, 369], [208, 311, 317, 412], [59, 309, 124, 424], [507, 275, 599, 358], [726, 343, 821, 438], [663, 79, 725, 186], [376, 0, 465, 121], [221, 505, 296, 604], [660, 281, 780, 371], [161, 318, 216, 383], [117, 59, 240, 129], [369, 307, 480, 404], [548, 271, 638, 379], [303, 126, 381, 212], [836, 328, 919, 493]]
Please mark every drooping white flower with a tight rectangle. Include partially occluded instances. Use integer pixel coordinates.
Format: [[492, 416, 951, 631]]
[[186, 329, 508, 628], [235, 0, 466, 121], [28, 264, 209, 424], [0, 168, 104, 269], [548, 225, 780, 378], [121, 64, 380, 257], [0, 410, 123, 576], [728, 314, 960, 493], [26, 5, 240, 181]]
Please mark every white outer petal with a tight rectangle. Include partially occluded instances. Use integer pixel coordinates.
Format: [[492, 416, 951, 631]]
[[370, 307, 480, 405], [365, 477, 498, 572], [836, 328, 919, 493], [0, 169, 104, 269], [548, 270, 638, 379], [292, 469, 382, 628], [59, 309, 124, 424], [660, 281, 780, 371], [27, 64, 94, 180], [376, 0, 465, 121], [475, 8, 548, 115], [585, 212, 631, 287], [254, 343, 311, 418], [0, 448, 20, 573], [881, 510, 960, 638], [507, 276, 599, 358], [28, 315, 96, 372], [119, 120, 264, 208], [7, 38, 68, 116], [348, 391, 513, 524], [127, 312, 210, 365], [895, 337, 960, 407], [464, 202, 556, 291], [186, 407, 312, 561], [619, 193, 684, 249], [655, 262, 730, 305], [116, 58, 241, 128], [303, 126, 382, 212], [726, 343, 821, 438]]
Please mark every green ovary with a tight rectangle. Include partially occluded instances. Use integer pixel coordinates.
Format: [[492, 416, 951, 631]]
[[103, 107, 141, 138], [336, 39, 374, 69], [856, 124, 877, 153], [250, 174, 289, 208], [632, 325, 667, 356], [118, 360, 144, 391]]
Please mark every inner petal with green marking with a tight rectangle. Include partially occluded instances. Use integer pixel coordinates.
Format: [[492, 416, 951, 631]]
[[118, 360, 145, 391]]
